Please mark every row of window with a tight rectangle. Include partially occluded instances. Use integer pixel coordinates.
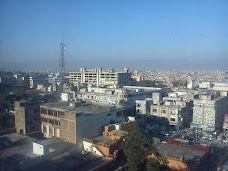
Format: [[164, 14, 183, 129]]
[[41, 108, 64, 117], [41, 117, 60, 126]]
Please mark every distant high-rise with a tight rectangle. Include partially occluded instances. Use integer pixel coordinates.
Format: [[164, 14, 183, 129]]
[[69, 67, 131, 87]]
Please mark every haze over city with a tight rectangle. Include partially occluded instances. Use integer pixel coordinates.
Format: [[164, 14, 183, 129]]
[[0, 0, 227, 70], [2, 1, 228, 170]]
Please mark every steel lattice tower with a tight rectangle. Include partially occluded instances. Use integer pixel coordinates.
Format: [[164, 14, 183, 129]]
[[58, 42, 66, 81]]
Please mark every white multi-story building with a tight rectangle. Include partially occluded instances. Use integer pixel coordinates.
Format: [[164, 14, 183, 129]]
[[198, 81, 211, 89], [192, 94, 228, 131], [78, 86, 164, 106], [136, 92, 194, 128], [69, 67, 131, 87], [136, 98, 153, 115]]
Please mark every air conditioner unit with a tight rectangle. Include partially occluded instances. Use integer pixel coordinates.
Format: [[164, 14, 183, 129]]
[[43, 133, 47, 137], [46, 134, 52, 138]]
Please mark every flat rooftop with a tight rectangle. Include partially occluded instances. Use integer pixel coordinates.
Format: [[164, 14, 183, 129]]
[[34, 138, 73, 150], [93, 136, 113, 145], [109, 130, 128, 137], [92, 130, 127, 145], [157, 143, 207, 162], [0, 133, 39, 170], [41, 102, 124, 115]]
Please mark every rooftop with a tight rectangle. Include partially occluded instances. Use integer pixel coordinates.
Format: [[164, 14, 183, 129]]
[[92, 130, 127, 145], [34, 138, 74, 151], [108, 130, 128, 137], [41, 102, 124, 115], [157, 143, 207, 162]]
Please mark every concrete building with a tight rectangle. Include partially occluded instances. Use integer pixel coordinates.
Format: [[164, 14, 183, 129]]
[[192, 93, 228, 131], [40, 101, 125, 148], [152, 97, 193, 128], [198, 81, 212, 89], [152, 92, 162, 105], [154, 139, 210, 171], [78, 86, 165, 106], [223, 114, 228, 131], [0, 75, 17, 85], [83, 119, 136, 157], [187, 76, 196, 90], [69, 67, 131, 87], [83, 125, 127, 157], [13, 74, 25, 86], [136, 98, 153, 115], [131, 75, 144, 82], [33, 138, 72, 156], [212, 82, 228, 93], [47, 74, 58, 85], [29, 75, 47, 89], [136, 91, 194, 128], [15, 101, 41, 135], [61, 92, 75, 102]]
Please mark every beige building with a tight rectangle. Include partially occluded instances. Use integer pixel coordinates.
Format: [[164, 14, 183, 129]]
[[132, 75, 144, 82], [40, 101, 125, 148], [192, 94, 228, 131], [69, 67, 131, 87], [136, 94, 193, 128], [15, 101, 41, 135]]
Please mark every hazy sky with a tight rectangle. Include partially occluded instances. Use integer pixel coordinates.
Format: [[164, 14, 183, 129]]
[[0, 0, 228, 70]]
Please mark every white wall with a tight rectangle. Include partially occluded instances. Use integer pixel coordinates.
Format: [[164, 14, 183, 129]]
[[33, 142, 44, 155], [83, 141, 102, 156], [76, 110, 123, 149]]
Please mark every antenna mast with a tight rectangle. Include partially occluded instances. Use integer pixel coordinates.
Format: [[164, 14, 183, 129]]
[[58, 42, 66, 81]]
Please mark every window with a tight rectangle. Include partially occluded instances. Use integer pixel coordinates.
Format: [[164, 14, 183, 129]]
[[107, 113, 111, 116], [41, 108, 47, 114], [153, 109, 157, 113], [162, 110, 167, 114], [43, 125, 47, 133], [48, 110, 53, 116], [58, 111, 64, 116], [170, 118, 175, 121], [53, 110, 58, 117], [41, 117, 48, 122], [49, 119, 54, 125]]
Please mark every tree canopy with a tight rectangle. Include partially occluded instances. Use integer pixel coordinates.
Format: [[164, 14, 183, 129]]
[[123, 129, 169, 171]]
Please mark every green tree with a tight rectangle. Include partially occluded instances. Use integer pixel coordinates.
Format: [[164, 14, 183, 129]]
[[123, 129, 168, 171]]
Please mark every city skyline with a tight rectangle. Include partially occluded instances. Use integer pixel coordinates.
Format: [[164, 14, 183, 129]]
[[0, 0, 228, 70]]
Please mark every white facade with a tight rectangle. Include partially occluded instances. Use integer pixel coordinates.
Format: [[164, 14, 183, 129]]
[[75, 106, 124, 148], [78, 87, 155, 105], [198, 82, 211, 89], [69, 67, 131, 87], [33, 142, 47, 155], [82, 141, 103, 156], [136, 94, 193, 127], [61, 92, 75, 102], [193, 96, 228, 130], [136, 98, 153, 115]]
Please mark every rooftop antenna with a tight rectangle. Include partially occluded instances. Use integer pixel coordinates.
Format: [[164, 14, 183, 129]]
[[58, 42, 66, 81]]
